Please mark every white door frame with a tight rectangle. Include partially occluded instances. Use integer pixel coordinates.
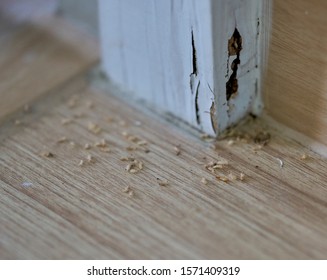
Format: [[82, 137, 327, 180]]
[[98, 0, 271, 135]]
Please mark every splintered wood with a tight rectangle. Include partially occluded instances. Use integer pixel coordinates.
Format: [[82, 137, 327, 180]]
[[78, 154, 94, 167], [216, 176, 228, 182], [254, 131, 271, 146], [202, 155, 247, 184], [40, 151, 54, 158], [95, 139, 110, 152], [61, 118, 73, 125], [220, 117, 271, 148], [157, 178, 169, 186], [57, 136, 67, 143], [174, 145, 181, 156], [3, 78, 327, 260], [67, 95, 79, 108], [45, 90, 257, 191], [87, 122, 101, 134], [123, 157, 144, 174], [31, 92, 278, 197], [205, 160, 229, 172], [84, 143, 91, 150], [122, 186, 134, 197], [201, 177, 208, 185], [86, 154, 93, 163], [227, 172, 237, 181]]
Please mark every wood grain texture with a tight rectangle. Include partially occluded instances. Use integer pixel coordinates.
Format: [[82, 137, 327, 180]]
[[0, 15, 99, 122], [1, 9, 327, 260], [264, 0, 327, 147], [1, 77, 327, 259]]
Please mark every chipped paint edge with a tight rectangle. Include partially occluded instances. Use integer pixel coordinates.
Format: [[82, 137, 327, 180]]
[[98, 0, 268, 137]]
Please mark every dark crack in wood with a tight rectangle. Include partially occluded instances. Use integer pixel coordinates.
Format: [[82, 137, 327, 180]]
[[191, 30, 198, 76], [226, 28, 242, 101], [195, 81, 201, 125]]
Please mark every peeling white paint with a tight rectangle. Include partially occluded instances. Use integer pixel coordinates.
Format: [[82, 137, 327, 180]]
[[211, 0, 265, 134], [99, 0, 266, 136]]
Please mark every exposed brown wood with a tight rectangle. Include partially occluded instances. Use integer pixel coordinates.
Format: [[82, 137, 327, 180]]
[[264, 0, 327, 148], [0, 15, 99, 122]]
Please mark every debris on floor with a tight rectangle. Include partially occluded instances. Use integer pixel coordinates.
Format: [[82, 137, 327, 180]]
[[21, 182, 33, 188]]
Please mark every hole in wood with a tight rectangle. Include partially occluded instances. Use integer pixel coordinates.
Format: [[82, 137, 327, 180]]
[[226, 28, 242, 101], [191, 30, 198, 76]]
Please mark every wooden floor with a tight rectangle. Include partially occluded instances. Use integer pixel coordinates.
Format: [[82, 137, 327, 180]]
[[1, 16, 327, 260], [0, 15, 98, 122]]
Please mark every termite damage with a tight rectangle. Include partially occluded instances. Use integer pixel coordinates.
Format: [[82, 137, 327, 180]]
[[226, 28, 242, 101]]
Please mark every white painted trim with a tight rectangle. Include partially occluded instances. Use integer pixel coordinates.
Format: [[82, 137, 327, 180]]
[[211, 0, 267, 134], [99, 0, 265, 136]]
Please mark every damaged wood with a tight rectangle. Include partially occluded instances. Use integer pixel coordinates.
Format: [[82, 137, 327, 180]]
[[226, 28, 242, 101], [99, 0, 263, 137], [190, 29, 201, 126], [195, 81, 201, 125], [210, 101, 218, 133], [191, 30, 198, 76]]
